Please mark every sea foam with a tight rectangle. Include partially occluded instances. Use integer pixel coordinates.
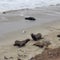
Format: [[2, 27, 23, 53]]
[[0, 0, 60, 11]]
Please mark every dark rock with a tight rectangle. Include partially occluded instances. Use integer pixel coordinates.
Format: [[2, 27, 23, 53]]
[[25, 17, 36, 21], [14, 39, 30, 47], [57, 34, 60, 38], [31, 33, 42, 41]]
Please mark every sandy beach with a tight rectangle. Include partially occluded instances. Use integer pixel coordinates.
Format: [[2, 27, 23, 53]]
[[0, 5, 60, 60]]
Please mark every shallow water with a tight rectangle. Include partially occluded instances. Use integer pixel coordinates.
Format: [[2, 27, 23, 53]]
[[0, 8, 60, 36]]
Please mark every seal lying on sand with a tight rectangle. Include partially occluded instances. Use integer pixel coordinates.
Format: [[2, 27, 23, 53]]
[[14, 39, 30, 47], [25, 17, 36, 21], [33, 41, 51, 48], [31, 33, 42, 41]]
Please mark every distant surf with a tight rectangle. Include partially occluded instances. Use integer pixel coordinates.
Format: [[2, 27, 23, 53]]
[[0, 0, 60, 12]]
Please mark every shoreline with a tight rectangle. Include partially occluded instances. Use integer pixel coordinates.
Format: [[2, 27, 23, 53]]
[[0, 4, 60, 13], [0, 5, 60, 60]]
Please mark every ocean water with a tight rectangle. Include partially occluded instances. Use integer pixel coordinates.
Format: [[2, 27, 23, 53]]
[[0, 0, 60, 11]]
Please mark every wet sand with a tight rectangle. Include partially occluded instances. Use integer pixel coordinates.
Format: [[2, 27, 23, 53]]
[[0, 5, 60, 60]]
